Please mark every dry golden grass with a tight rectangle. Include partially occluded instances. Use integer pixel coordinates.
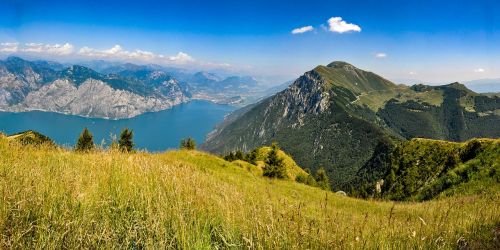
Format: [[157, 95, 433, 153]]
[[0, 138, 498, 249]]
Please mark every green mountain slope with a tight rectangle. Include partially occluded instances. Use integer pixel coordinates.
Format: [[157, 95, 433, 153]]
[[355, 138, 499, 200], [1, 135, 498, 248], [202, 61, 500, 189]]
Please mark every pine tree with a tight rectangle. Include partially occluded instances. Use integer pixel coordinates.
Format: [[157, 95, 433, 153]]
[[315, 167, 330, 190], [263, 143, 286, 178], [235, 150, 244, 160], [118, 128, 134, 152], [180, 137, 196, 150], [246, 149, 258, 165], [75, 127, 94, 152], [224, 152, 236, 161]]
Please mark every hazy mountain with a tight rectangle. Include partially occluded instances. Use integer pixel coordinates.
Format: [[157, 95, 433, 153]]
[[0, 57, 188, 119], [463, 78, 500, 93], [392, 78, 500, 93], [202, 61, 500, 188]]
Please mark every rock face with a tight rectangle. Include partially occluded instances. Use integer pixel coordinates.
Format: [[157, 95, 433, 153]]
[[0, 57, 188, 119], [202, 61, 500, 189]]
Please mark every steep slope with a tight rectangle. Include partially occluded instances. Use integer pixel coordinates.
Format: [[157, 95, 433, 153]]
[[203, 62, 403, 188], [203, 61, 500, 189], [1, 136, 498, 248], [379, 83, 500, 140], [355, 138, 500, 201]]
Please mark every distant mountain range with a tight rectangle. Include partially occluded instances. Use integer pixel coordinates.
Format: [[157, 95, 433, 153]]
[[0, 57, 272, 119], [393, 78, 500, 93], [202, 61, 500, 189]]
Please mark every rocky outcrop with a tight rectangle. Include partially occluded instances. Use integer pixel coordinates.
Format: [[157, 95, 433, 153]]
[[0, 57, 189, 119], [8, 79, 186, 119]]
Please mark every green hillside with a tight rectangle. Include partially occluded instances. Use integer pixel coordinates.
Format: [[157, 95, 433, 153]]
[[357, 138, 500, 201], [6, 130, 55, 146], [1, 135, 499, 248], [202, 61, 500, 190]]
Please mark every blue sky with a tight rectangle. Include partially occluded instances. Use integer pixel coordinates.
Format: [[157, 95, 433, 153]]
[[0, 0, 499, 83]]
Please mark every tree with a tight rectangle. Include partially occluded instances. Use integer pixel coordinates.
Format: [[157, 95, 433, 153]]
[[263, 143, 286, 179], [315, 167, 330, 190], [118, 128, 134, 152], [224, 152, 236, 161], [246, 149, 258, 165], [235, 150, 244, 160], [180, 138, 196, 150], [75, 127, 94, 152]]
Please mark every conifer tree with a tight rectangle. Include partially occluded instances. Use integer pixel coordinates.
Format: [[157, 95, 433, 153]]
[[180, 137, 196, 150], [263, 143, 286, 178], [75, 127, 94, 152], [315, 167, 330, 190], [118, 128, 134, 152]]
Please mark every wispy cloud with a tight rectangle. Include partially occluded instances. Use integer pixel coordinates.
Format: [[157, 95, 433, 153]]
[[23, 43, 74, 55], [375, 52, 387, 58], [327, 17, 361, 33], [474, 68, 485, 73], [0, 42, 19, 52], [291, 25, 314, 34], [409, 71, 417, 75], [1, 41, 232, 70], [78, 45, 194, 64]]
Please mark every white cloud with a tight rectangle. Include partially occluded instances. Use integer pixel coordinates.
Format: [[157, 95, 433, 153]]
[[1, 41, 231, 68], [474, 68, 485, 73], [0, 42, 19, 53], [23, 43, 74, 55], [375, 52, 387, 58], [167, 52, 194, 63], [291, 25, 314, 34], [79, 45, 194, 64], [327, 17, 361, 33], [409, 71, 417, 75]]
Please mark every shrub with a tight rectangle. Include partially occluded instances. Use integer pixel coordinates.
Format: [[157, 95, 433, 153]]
[[245, 149, 258, 165], [224, 152, 236, 161], [75, 127, 95, 152], [315, 167, 330, 190], [460, 140, 483, 162]]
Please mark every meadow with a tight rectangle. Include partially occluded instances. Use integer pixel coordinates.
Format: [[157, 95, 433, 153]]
[[0, 136, 498, 249]]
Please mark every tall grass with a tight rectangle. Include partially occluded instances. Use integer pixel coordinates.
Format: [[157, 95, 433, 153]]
[[0, 138, 498, 249]]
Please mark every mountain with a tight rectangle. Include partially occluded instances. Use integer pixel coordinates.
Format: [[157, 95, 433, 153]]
[[464, 78, 500, 93], [185, 72, 260, 105], [0, 57, 188, 119], [202, 61, 500, 189]]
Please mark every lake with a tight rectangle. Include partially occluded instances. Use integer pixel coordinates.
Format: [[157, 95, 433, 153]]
[[0, 101, 236, 151]]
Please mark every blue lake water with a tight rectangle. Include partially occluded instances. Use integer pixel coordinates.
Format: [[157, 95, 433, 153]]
[[0, 101, 235, 151]]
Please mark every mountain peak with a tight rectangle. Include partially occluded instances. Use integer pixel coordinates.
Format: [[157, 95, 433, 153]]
[[326, 61, 355, 69], [442, 82, 477, 94]]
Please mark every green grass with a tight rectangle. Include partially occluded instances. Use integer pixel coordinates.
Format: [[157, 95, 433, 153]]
[[0, 137, 499, 249]]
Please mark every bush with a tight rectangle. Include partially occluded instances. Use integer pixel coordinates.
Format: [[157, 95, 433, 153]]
[[460, 140, 483, 162], [224, 152, 236, 161], [245, 149, 258, 165], [180, 138, 196, 150], [315, 167, 331, 190], [119, 128, 134, 152], [75, 127, 95, 152]]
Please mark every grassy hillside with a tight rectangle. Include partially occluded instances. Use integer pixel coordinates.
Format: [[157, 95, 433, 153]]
[[203, 62, 499, 191], [1, 136, 499, 248], [383, 138, 500, 201]]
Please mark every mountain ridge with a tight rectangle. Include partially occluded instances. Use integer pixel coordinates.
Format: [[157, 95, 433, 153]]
[[202, 61, 500, 189]]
